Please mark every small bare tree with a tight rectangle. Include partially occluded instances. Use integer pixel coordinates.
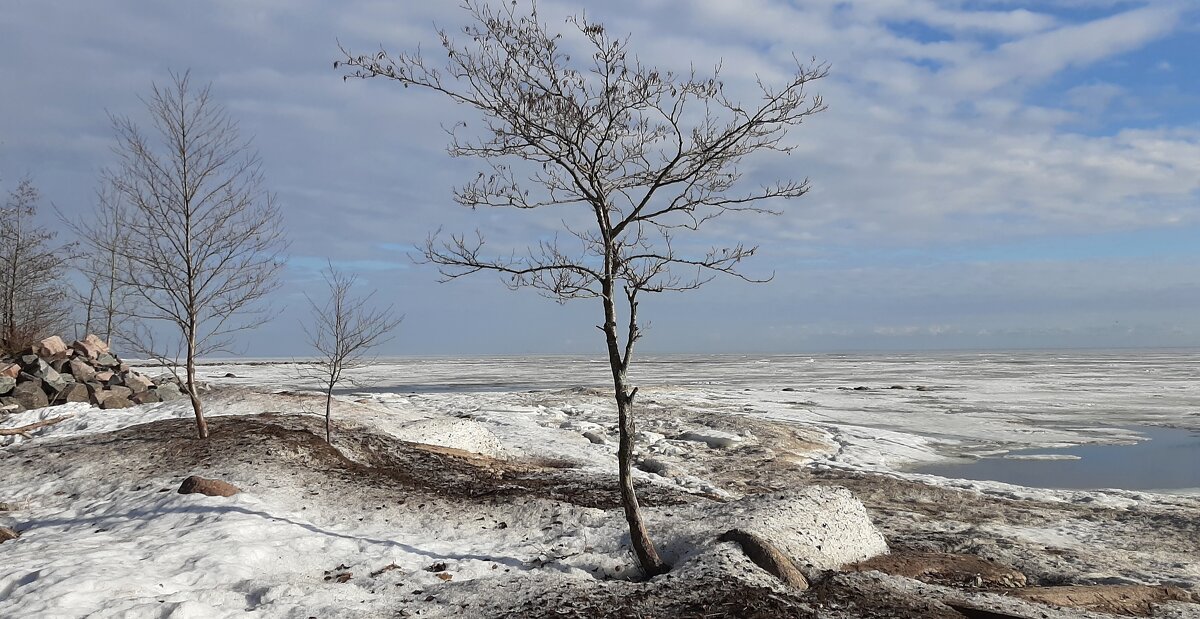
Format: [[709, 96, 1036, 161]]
[[303, 262, 401, 444], [0, 177, 74, 354], [339, 1, 825, 575], [90, 71, 288, 439], [61, 182, 137, 345]]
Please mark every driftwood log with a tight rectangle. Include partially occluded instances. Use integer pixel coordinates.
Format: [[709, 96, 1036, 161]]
[[0, 415, 71, 438], [719, 528, 810, 589]]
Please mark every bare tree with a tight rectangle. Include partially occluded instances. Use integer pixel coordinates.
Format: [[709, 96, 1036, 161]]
[[61, 182, 137, 345], [338, 1, 826, 575], [0, 177, 74, 354], [89, 71, 288, 439], [302, 262, 401, 444]]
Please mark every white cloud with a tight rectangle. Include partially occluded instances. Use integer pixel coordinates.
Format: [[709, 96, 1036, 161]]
[[944, 5, 1181, 93], [0, 0, 1196, 353]]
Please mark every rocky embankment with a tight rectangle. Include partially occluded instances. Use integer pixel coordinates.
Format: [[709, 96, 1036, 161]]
[[0, 335, 185, 414]]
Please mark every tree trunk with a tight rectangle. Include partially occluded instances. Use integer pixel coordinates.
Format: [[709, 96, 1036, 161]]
[[324, 382, 334, 444], [602, 292, 668, 577], [185, 334, 208, 439]]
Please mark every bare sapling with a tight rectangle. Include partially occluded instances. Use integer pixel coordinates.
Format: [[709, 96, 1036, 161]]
[[302, 262, 401, 444], [338, 1, 825, 575]]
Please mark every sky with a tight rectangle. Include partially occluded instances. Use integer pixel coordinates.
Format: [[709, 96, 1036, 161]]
[[2, 0, 1198, 356]]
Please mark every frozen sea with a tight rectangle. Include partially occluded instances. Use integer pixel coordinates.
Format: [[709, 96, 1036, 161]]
[[190, 348, 1200, 492]]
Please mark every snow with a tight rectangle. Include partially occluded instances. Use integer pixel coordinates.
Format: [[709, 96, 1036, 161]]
[[2, 351, 1198, 616]]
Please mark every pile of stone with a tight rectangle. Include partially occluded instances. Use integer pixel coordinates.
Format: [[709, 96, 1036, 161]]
[[0, 335, 186, 414]]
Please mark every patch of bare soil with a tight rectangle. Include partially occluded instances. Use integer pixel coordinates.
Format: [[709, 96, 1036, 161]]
[[1, 413, 695, 512], [489, 575, 817, 619], [1008, 585, 1198, 617], [847, 551, 1027, 588]]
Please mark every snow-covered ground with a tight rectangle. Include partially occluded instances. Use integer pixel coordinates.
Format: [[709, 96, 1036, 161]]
[[2, 351, 1198, 617]]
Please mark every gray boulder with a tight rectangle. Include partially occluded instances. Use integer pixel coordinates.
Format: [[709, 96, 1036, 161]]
[[99, 395, 133, 409], [0, 375, 14, 396], [24, 358, 51, 378], [94, 353, 119, 368], [156, 382, 186, 402], [107, 385, 133, 400], [53, 383, 90, 404], [42, 368, 71, 394], [11, 381, 48, 409], [132, 390, 161, 405]]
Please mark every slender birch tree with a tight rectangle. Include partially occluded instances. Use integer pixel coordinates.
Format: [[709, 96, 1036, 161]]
[[95, 71, 287, 439], [303, 262, 401, 444], [338, 1, 826, 575]]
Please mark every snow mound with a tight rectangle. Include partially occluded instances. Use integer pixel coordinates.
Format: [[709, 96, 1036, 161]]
[[662, 486, 888, 578], [389, 418, 506, 458]]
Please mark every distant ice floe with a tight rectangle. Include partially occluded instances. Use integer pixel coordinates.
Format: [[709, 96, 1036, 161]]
[[1003, 453, 1083, 461]]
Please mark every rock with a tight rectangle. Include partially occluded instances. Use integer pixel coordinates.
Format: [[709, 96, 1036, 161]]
[[582, 430, 608, 445], [50, 358, 68, 373], [11, 381, 48, 410], [132, 390, 160, 405], [638, 457, 679, 477], [94, 370, 114, 383], [33, 335, 68, 358], [0, 397, 24, 414], [71, 334, 110, 359], [702, 487, 888, 577], [0, 376, 14, 396], [0, 363, 19, 379], [99, 394, 132, 409], [845, 552, 1027, 588], [24, 358, 51, 377], [223, 372, 237, 378], [41, 368, 70, 394], [68, 358, 96, 383], [178, 476, 240, 497], [124, 372, 153, 393], [19, 354, 38, 366], [678, 429, 742, 449], [107, 385, 133, 400], [0, 526, 18, 543], [156, 382, 186, 401], [719, 529, 809, 589], [94, 353, 119, 368], [52, 382, 90, 404]]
